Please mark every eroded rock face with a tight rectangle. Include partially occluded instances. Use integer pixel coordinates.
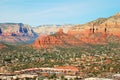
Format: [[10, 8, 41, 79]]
[[33, 28, 83, 48], [0, 23, 37, 43], [34, 36, 63, 48], [67, 28, 108, 44], [34, 29, 64, 48], [0, 28, 2, 35], [35, 29, 119, 49], [68, 12, 120, 44], [34, 13, 120, 48], [34, 26, 120, 48]]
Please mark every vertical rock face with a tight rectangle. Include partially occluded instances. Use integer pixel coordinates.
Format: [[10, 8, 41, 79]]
[[67, 28, 108, 44], [68, 12, 120, 43], [34, 25, 120, 49], [33, 28, 85, 48], [33, 13, 120, 48], [34, 28, 107, 49], [0, 23, 37, 43], [34, 28, 64, 48], [0, 28, 2, 35], [34, 36, 63, 48]]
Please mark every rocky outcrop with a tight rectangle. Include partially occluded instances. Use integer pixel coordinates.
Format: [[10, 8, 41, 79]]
[[68, 28, 108, 44], [0, 28, 2, 35], [69, 12, 120, 43], [34, 35, 63, 48], [34, 28, 108, 48], [0, 23, 37, 43], [34, 12, 120, 48], [33, 29, 83, 48], [68, 26, 120, 44], [34, 29, 63, 48]]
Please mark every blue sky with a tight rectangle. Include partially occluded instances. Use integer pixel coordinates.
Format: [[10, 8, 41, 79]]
[[0, 0, 120, 26]]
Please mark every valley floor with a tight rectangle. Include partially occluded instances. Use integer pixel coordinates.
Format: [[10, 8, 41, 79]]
[[0, 42, 120, 79]]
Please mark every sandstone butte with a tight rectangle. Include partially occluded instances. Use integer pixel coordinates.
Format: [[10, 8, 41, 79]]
[[34, 25, 120, 49], [34, 28, 82, 48], [34, 13, 120, 48]]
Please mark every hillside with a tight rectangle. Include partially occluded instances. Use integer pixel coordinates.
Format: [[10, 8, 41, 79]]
[[34, 28, 110, 49], [0, 41, 120, 78], [68, 12, 120, 42], [72, 12, 120, 30], [34, 28, 83, 48], [0, 23, 37, 43], [33, 13, 120, 48]]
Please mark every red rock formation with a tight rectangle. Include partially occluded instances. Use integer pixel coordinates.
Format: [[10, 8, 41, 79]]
[[0, 28, 2, 35], [33, 13, 120, 48], [67, 27, 108, 44], [34, 36, 63, 48], [33, 28, 83, 48], [34, 29, 64, 48], [0, 23, 37, 43], [34, 26, 120, 48], [33, 28, 111, 48]]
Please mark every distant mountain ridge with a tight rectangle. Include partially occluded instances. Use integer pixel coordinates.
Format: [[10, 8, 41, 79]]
[[0, 23, 37, 43], [32, 24, 74, 35], [0, 12, 120, 45]]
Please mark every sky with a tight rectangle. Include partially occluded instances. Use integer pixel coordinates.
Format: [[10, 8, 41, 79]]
[[0, 0, 120, 26]]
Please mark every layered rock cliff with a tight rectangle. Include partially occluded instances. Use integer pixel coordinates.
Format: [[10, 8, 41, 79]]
[[68, 12, 120, 43], [34, 28, 109, 48], [33, 13, 120, 48], [34, 28, 83, 48], [0, 23, 37, 43]]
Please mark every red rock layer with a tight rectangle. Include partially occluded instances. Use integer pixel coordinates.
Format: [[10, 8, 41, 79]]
[[34, 21, 120, 49], [67, 28, 108, 44], [34, 29, 64, 48], [33, 28, 83, 48], [34, 36, 63, 48], [55, 66, 79, 72]]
